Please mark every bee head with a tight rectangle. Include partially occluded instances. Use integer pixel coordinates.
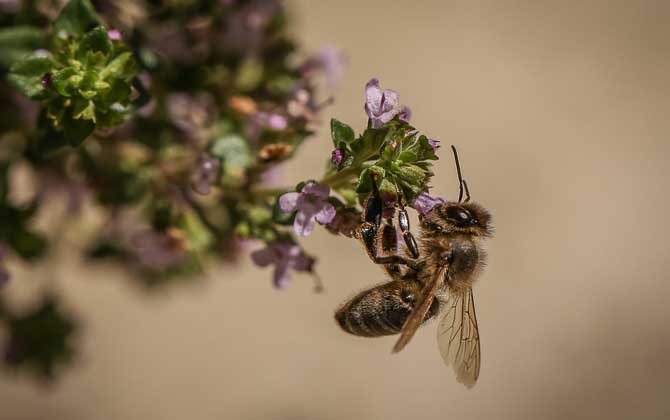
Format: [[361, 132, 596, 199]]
[[421, 202, 492, 237], [419, 145, 492, 237]]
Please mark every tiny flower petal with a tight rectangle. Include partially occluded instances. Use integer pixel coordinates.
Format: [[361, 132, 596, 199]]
[[428, 138, 441, 152], [301, 182, 329, 199], [331, 148, 345, 166], [365, 78, 383, 116], [279, 192, 300, 213], [250, 248, 275, 267], [108, 29, 122, 40], [267, 113, 287, 130], [273, 262, 291, 288], [294, 210, 317, 236], [399, 106, 412, 122], [413, 193, 445, 214], [315, 202, 336, 224]]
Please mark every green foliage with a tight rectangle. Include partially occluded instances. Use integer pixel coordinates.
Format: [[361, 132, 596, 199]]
[[7, 2, 138, 147], [329, 120, 438, 203]]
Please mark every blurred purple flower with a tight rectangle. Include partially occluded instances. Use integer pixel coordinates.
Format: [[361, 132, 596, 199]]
[[167, 93, 216, 142], [107, 29, 122, 41], [365, 78, 401, 128], [220, 0, 281, 52], [428, 138, 441, 152], [399, 106, 412, 122], [413, 193, 445, 214], [279, 182, 336, 236], [301, 45, 346, 88], [191, 154, 221, 195], [331, 148, 345, 166], [131, 229, 187, 270], [0, 0, 19, 13], [251, 241, 314, 288], [146, 23, 199, 64]]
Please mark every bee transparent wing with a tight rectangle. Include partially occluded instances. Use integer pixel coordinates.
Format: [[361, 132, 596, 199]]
[[437, 288, 481, 388], [392, 265, 447, 353]]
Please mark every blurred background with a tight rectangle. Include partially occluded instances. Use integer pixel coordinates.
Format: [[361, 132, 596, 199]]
[[1, 0, 669, 419]]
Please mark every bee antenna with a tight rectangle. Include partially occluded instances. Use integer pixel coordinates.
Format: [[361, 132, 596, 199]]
[[451, 145, 467, 203]]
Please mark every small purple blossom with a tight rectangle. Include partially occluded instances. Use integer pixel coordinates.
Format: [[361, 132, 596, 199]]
[[107, 29, 122, 41], [191, 153, 221, 195], [252, 112, 288, 131], [413, 193, 445, 214], [364, 78, 401, 128], [331, 148, 345, 166], [251, 241, 314, 288], [41, 73, 53, 89], [399, 106, 412, 122], [131, 229, 187, 270], [301, 45, 346, 88], [279, 182, 336, 236], [428, 138, 441, 153]]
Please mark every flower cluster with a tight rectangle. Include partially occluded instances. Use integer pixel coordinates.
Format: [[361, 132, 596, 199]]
[[0, 0, 446, 383], [0, 0, 341, 379]]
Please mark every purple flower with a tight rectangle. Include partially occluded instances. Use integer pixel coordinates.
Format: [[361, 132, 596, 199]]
[[331, 148, 345, 166], [399, 106, 412, 122], [41, 73, 53, 89], [252, 112, 288, 131], [413, 193, 445, 214], [428, 138, 441, 153], [365, 78, 401, 128], [319, 45, 346, 87], [131, 229, 188, 270], [301, 45, 346, 88], [167, 93, 216, 142], [107, 29, 122, 41], [191, 153, 221, 195], [279, 182, 336, 236], [251, 241, 314, 288]]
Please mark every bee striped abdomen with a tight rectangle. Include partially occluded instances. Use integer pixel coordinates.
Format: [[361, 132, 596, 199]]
[[335, 279, 439, 337]]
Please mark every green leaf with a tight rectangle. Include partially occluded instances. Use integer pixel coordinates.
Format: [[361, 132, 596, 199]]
[[330, 118, 355, 146], [7, 55, 53, 99], [10, 230, 48, 261], [52, 67, 78, 97], [77, 26, 112, 60], [100, 52, 135, 80], [355, 165, 385, 194], [0, 26, 45, 70], [351, 127, 390, 164], [398, 150, 417, 163], [54, 0, 100, 37], [62, 114, 95, 146], [72, 99, 96, 122], [210, 133, 252, 176], [395, 163, 427, 185], [235, 57, 263, 92], [179, 212, 213, 252]]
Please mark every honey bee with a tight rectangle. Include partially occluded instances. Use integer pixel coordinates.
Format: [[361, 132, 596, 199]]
[[335, 146, 492, 388]]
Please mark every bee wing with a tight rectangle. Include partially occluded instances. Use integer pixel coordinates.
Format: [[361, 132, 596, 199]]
[[392, 265, 447, 353], [437, 288, 481, 388]]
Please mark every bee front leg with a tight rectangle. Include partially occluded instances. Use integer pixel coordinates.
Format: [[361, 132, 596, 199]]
[[398, 202, 420, 259], [358, 180, 419, 271]]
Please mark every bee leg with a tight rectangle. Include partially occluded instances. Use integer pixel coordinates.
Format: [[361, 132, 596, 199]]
[[358, 177, 419, 271], [397, 202, 420, 259]]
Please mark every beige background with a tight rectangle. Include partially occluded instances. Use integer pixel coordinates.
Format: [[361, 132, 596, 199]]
[[2, 0, 670, 419]]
